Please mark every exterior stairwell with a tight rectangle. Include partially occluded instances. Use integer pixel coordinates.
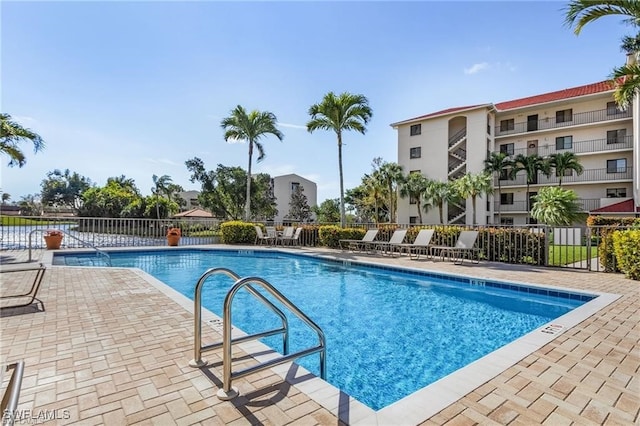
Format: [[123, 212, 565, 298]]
[[447, 201, 466, 224]]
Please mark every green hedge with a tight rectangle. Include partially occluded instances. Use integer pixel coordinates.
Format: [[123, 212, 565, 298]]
[[587, 216, 640, 227], [612, 230, 640, 280], [220, 221, 256, 244], [318, 225, 366, 248]]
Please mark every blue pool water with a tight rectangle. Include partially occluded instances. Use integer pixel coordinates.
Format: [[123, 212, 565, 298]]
[[55, 249, 592, 410]]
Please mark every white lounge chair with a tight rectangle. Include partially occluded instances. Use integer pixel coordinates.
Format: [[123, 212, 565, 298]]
[[339, 229, 379, 252], [254, 226, 276, 246], [430, 230, 480, 264], [281, 227, 303, 246], [393, 229, 435, 259], [372, 229, 408, 256], [277, 227, 294, 245]]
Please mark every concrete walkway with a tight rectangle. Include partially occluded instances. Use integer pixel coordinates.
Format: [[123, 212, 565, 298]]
[[1, 246, 638, 425]]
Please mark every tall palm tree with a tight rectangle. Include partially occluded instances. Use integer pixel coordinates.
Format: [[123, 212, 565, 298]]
[[484, 152, 512, 223], [221, 105, 284, 221], [1, 192, 10, 203], [453, 172, 494, 225], [548, 152, 584, 186], [512, 154, 552, 222], [531, 186, 586, 226], [399, 172, 428, 224], [152, 174, 172, 219], [377, 162, 405, 223], [565, 0, 640, 108], [423, 179, 456, 225], [307, 92, 373, 227], [0, 113, 45, 167], [363, 172, 386, 224]]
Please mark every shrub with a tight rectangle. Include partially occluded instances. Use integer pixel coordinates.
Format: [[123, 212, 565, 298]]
[[587, 216, 640, 227], [612, 230, 640, 280], [220, 221, 256, 244], [318, 225, 366, 248]]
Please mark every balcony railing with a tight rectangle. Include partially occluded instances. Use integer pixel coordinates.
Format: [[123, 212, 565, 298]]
[[493, 199, 600, 212], [496, 107, 632, 137], [497, 167, 633, 187], [494, 135, 633, 158]]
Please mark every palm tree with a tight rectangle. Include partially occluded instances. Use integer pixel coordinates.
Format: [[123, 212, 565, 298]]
[[1, 192, 10, 203], [307, 92, 373, 227], [565, 0, 640, 108], [0, 113, 45, 167], [152, 174, 172, 219], [484, 152, 512, 223], [221, 105, 284, 221], [531, 187, 586, 226], [453, 172, 494, 225], [423, 179, 456, 225], [362, 172, 386, 223], [512, 154, 551, 222], [548, 152, 584, 186], [400, 172, 428, 224], [377, 162, 405, 223]]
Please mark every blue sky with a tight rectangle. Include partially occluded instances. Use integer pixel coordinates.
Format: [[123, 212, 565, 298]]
[[1, 1, 631, 204]]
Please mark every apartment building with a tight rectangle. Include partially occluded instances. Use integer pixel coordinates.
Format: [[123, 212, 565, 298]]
[[269, 173, 317, 223], [392, 81, 639, 225]]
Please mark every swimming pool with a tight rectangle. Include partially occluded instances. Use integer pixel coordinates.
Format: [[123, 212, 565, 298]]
[[55, 249, 595, 410]]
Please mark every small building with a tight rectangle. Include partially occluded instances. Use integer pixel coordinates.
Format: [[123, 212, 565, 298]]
[[176, 191, 201, 211], [270, 174, 317, 223]]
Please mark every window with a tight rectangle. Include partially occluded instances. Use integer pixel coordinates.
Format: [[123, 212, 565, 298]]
[[409, 195, 418, 205], [291, 182, 300, 193], [500, 217, 514, 225], [409, 147, 421, 159], [410, 169, 421, 175], [409, 216, 419, 224], [556, 109, 573, 123], [499, 169, 510, 180], [410, 124, 421, 136], [606, 188, 627, 198], [500, 119, 514, 132], [555, 136, 573, 150], [499, 143, 514, 155], [500, 193, 514, 205], [607, 129, 626, 144], [607, 159, 626, 173], [607, 101, 624, 116]]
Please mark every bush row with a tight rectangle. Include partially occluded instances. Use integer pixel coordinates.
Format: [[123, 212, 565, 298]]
[[612, 230, 640, 280]]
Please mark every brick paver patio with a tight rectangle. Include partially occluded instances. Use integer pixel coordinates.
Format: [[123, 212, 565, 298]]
[[1, 246, 638, 425]]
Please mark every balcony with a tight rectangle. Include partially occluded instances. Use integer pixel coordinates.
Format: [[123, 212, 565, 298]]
[[496, 107, 632, 137], [493, 199, 601, 213], [494, 135, 633, 158], [497, 167, 633, 187]]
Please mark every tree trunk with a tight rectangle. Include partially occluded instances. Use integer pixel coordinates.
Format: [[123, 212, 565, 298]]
[[497, 181, 501, 224], [439, 203, 444, 224], [417, 200, 423, 224], [337, 132, 346, 227], [245, 141, 253, 221], [471, 196, 477, 225]]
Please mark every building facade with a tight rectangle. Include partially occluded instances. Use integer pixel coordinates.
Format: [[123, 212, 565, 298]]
[[270, 174, 318, 223], [392, 81, 639, 225]]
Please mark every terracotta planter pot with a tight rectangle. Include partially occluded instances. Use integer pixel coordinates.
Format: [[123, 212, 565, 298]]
[[167, 234, 180, 246], [44, 234, 63, 250]]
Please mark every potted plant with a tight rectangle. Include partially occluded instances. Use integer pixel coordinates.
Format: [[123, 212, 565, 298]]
[[167, 227, 181, 246], [44, 229, 64, 250]]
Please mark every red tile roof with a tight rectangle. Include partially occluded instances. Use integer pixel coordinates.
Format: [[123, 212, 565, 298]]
[[590, 199, 640, 213], [390, 104, 490, 126], [495, 81, 615, 111]]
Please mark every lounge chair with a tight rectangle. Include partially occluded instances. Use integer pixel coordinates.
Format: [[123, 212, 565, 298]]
[[429, 230, 480, 264], [339, 229, 379, 252], [254, 226, 276, 246], [1, 262, 46, 309], [372, 229, 408, 256], [281, 227, 303, 246], [277, 227, 294, 245], [393, 229, 435, 259]]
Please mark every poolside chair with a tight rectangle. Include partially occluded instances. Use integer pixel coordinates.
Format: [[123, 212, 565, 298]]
[[429, 230, 480, 264], [281, 227, 303, 246], [1, 263, 46, 310], [265, 226, 277, 240], [254, 226, 276, 246], [339, 229, 379, 252], [371, 229, 408, 256], [393, 229, 435, 259], [277, 226, 294, 245]]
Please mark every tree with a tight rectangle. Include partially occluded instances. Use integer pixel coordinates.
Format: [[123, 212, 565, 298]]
[[376, 162, 405, 223], [288, 185, 312, 222], [307, 92, 373, 227], [221, 105, 284, 221], [1, 192, 10, 203], [453, 172, 494, 225], [18, 194, 42, 216], [484, 152, 512, 223], [423, 179, 457, 225], [512, 154, 551, 222], [151, 174, 173, 219], [547, 152, 584, 186], [143, 196, 179, 219], [531, 186, 586, 225], [565, 0, 640, 108], [312, 199, 341, 223], [40, 169, 92, 213], [80, 177, 142, 217], [0, 113, 45, 167], [399, 172, 428, 224]]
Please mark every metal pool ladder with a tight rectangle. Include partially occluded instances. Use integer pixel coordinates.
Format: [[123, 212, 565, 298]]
[[189, 268, 326, 400]]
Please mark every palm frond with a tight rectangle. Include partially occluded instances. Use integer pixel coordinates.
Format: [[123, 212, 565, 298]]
[[564, 0, 640, 35], [611, 63, 640, 108]]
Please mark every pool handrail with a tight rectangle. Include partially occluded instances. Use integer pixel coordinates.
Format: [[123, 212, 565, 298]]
[[189, 267, 290, 368], [28, 229, 112, 266], [216, 275, 326, 400]]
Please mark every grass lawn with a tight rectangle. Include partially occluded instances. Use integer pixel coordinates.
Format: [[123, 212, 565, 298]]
[[549, 244, 598, 266], [0, 216, 73, 226]]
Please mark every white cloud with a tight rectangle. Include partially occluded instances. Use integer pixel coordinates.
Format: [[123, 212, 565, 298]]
[[277, 122, 307, 130], [464, 62, 489, 75]]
